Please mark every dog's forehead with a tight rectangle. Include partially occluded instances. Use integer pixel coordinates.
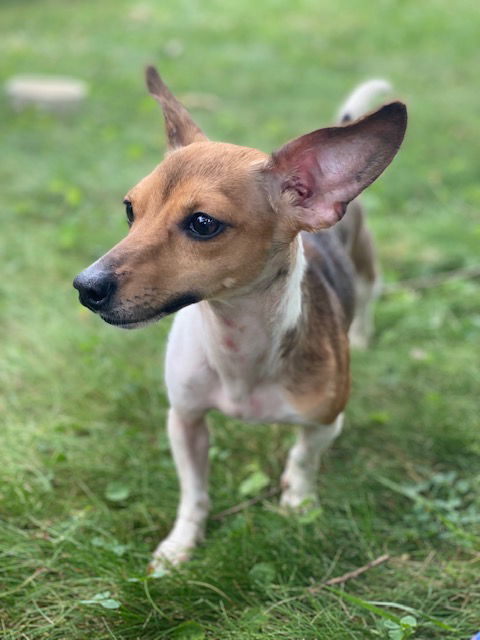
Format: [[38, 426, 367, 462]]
[[126, 141, 271, 222], [153, 141, 267, 198]]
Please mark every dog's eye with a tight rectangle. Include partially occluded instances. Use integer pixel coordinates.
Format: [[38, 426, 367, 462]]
[[123, 200, 134, 227], [185, 212, 225, 240]]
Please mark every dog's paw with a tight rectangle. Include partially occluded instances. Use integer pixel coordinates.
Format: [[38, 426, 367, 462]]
[[280, 471, 317, 511], [280, 488, 317, 511], [147, 539, 192, 576]]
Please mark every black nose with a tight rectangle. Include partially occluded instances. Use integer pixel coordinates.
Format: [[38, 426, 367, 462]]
[[73, 270, 117, 312]]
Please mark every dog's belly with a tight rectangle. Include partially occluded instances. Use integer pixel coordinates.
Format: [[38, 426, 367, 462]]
[[212, 382, 306, 424]]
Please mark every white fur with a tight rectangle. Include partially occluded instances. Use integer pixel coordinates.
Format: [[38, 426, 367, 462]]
[[150, 409, 209, 569], [278, 236, 306, 335], [281, 414, 344, 508], [192, 236, 307, 425], [337, 79, 392, 123]]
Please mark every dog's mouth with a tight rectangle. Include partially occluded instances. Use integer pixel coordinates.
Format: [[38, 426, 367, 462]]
[[100, 310, 166, 330], [99, 292, 201, 329]]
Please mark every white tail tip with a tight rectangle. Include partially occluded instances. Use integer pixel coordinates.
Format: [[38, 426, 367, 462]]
[[337, 79, 392, 123]]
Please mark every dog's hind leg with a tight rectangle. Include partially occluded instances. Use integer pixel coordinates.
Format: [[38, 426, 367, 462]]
[[337, 202, 380, 350], [149, 408, 210, 572], [280, 414, 344, 509], [348, 221, 381, 350]]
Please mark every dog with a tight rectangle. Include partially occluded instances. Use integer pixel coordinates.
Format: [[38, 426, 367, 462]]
[[73, 66, 406, 572]]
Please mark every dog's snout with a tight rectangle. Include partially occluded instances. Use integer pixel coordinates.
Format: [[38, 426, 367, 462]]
[[73, 269, 117, 312]]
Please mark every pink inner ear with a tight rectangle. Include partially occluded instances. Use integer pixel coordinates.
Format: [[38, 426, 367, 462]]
[[300, 193, 349, 229], [280, 147, 324, 204], [333, 201, 348, 219], [279, 149, 348, 228], [281, 174, 313, 203]]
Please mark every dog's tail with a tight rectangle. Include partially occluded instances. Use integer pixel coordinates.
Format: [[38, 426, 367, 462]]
[[336, 79, 392, 124]]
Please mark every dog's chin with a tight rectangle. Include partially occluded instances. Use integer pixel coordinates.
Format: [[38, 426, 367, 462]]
[[99, 293, 202, 329], [100, 312, 166, 330]]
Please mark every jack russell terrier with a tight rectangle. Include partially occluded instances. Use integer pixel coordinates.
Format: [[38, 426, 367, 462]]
[[73, 67, 407, 572]]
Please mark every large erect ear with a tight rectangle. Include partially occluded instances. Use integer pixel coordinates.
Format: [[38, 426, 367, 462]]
[[262, 102, 407, 231], [145, 65, 207, 150]]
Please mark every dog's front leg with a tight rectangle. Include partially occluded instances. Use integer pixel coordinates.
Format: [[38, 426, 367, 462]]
[[280, 414, 344, 509], [149, 407, 210, 572]]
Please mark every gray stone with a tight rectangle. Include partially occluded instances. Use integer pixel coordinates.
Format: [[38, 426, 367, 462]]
[[5, 75, 88, 112]]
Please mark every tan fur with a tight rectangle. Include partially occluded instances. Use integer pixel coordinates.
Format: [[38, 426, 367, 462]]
[[99, 143, 276, 314]]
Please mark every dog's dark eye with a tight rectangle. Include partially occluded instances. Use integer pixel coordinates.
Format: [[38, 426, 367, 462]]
[[185, 212, 225, 240], [123, 200, 134, 227]]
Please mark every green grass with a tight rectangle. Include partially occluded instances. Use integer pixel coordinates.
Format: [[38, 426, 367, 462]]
[[1, 0, 479, 637]]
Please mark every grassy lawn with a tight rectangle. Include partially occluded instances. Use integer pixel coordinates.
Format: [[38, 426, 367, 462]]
[[1, 0, 479, 637]]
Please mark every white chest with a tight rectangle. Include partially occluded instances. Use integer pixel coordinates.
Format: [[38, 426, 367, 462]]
[[211, 380, 304, 424], [165, 245, 308, 425]]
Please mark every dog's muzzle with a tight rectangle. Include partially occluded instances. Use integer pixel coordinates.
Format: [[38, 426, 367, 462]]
[[74, 264, 202, 328]]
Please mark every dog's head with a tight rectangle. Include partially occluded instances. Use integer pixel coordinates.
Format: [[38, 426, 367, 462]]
[[73, 66, 406, 328]]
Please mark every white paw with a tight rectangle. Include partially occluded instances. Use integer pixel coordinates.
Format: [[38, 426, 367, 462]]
[[280, 487, 316, 510], [280, 474, 316, 510], [147, 539, 193, 576]]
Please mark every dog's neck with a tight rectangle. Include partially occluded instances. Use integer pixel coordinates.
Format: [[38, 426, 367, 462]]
[[199, 236, 306, 394]]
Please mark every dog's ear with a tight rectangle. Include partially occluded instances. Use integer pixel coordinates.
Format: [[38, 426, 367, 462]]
[[262, 102, 407, 231], [145, 65, 207, 150]]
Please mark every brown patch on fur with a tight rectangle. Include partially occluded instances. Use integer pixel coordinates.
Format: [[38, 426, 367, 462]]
[[280, 327, 297, 360], [280, 254, 350, 424], [278, 200, 380, 423]]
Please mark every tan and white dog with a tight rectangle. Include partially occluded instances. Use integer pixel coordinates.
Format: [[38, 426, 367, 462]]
[[73, 67, 406, 572]]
